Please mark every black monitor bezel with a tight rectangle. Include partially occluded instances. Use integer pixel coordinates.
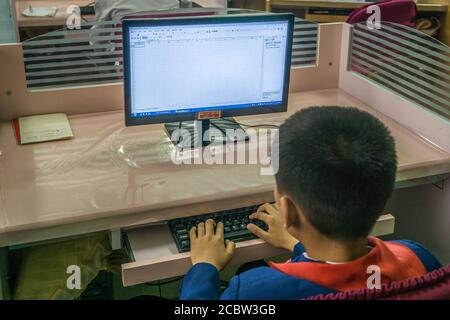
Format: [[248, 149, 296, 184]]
[[123, 13, 294, 127]]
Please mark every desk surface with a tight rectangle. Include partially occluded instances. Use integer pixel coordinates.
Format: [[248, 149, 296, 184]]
[[272, 0, 449, 12], [0, 88, 449, 240], [14, 0, 94, 27]]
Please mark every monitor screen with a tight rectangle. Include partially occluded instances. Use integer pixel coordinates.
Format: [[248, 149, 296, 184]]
[[123, 14, 294, 126]]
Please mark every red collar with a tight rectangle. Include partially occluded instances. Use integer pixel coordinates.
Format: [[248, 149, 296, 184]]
[[269, 237, 426, 291]]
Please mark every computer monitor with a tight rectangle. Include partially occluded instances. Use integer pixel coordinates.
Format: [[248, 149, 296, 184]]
[[123, 13, 294, 147]]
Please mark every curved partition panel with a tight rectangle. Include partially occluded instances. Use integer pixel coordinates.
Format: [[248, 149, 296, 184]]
[[21, 9, 319, 90], [349, 22, 450, 120], [291, 17, 318, 68], [22, 20, 123, 90]]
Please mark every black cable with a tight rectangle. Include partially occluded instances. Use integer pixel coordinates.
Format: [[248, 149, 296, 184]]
[[211, 121, 227, 136], [144, 278, 230, 297], [210, 121, 237, 144], [220, 117, 280, 129], [145, 276, 184, 287]]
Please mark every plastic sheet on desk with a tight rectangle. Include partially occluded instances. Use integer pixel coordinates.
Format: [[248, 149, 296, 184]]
[[0, 111, 275, 233], [14, 232, 127, 300]]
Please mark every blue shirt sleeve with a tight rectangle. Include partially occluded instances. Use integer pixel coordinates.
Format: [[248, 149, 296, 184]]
[[219, 275, 240, 300], [179, 262, 241, 300], [179, 263, 221, 300], [180, 242, 306, 300]]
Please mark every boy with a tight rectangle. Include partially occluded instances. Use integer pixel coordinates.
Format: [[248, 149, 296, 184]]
[[180, 106, 441, 299]]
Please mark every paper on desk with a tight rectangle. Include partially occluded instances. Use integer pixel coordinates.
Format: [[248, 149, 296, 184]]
[[18, 113, 73, 145], [22, 6, 58, 17]]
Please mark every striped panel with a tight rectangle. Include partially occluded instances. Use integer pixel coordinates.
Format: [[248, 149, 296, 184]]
[[22, 20, 123, 90], [291, 18, 318, 67], [349, 22, 450, 120], [22, 12, 319, 90]]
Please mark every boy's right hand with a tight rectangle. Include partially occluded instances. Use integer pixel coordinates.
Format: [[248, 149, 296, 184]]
[[247, 203, 298, 253]]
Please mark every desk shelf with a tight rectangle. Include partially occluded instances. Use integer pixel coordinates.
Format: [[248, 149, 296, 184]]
[[121, 214, 395, 286]]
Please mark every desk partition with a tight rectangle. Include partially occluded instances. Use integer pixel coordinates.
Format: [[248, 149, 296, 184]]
[[20, 9, 318, 90], [349, 22, 450, 121]]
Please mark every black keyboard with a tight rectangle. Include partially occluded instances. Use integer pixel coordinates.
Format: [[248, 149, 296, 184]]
[[169, 205, 268, 253]]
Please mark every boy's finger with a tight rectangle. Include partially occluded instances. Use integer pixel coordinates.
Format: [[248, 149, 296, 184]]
[[215, 222, 224, 238], [197, 222, 205, 237], [247, 223, 269, 241], [249, 211, 270, 224], [189, 226, 197, 241], [225, 240, 236, 255], [259, 203, 278, 215], [205, 219, 214, 238]]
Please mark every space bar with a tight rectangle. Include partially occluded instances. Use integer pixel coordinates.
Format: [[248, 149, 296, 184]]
[[224, 230, 256, 242]]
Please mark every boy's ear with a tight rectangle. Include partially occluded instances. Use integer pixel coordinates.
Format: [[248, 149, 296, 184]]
[[279, 195, 300, 229]]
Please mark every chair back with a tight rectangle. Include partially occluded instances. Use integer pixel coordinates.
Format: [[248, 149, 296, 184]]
[[347, 0, 417, 27], [308, 265, 450, 300]]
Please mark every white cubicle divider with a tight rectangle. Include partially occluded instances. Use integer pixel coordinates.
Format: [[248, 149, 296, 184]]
[[22, 19, 123, 90], [350, 22, 449, 120], [339, 22, 450, 154]]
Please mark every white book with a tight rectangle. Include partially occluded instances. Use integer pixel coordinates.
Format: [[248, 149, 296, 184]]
[[18, 113, 74, 145]]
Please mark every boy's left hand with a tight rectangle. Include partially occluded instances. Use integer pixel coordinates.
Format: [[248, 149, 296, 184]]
[[189, 219, 236, 271], [247, 203, 298, 252]]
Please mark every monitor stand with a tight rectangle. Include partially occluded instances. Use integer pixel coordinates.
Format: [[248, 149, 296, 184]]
[[164, 118, 250, 148]]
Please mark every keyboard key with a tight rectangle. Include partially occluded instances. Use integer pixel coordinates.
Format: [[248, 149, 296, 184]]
[[179, 234, 189, 240], [180, 240, 190, 250], [225, 230, 255, 242]]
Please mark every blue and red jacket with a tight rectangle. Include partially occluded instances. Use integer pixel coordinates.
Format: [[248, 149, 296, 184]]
[[179, 237, 441, 299]]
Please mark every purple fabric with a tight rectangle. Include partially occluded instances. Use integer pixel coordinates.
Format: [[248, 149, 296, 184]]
[[308, 265, 450, 300], [347, 0, 417, 27]]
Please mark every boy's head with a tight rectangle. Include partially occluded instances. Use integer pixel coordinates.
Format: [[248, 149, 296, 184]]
[[274, 106, 397, 242]]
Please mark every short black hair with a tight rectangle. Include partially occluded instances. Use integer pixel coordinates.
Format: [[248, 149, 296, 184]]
[[275, 106, 397, 241]]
